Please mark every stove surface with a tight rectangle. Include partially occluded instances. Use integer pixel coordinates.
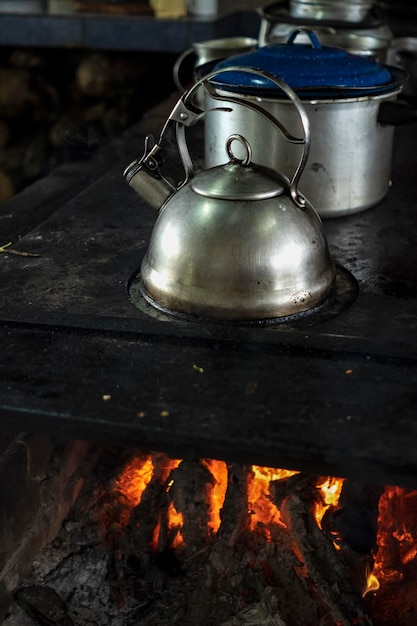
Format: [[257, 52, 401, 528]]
[[0, 98, 417, 487]]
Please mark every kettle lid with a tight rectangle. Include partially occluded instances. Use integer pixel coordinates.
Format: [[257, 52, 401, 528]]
[[191, 135, 285, 201]]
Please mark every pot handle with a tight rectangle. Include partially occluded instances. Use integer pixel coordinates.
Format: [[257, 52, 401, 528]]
[[287, 28, 322, 49], [378, 99, 417, 126], [193, 66, 311, 207], [172, 47, 195, 92]]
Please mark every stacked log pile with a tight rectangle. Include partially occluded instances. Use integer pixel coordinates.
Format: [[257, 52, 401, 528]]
[[4, 450, 386, 626], [0, 46, 176, 203], [6, 448, 417, 625]]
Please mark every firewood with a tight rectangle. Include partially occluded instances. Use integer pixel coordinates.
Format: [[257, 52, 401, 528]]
[[0, 119, 10, 149], [9, 48, 45, 69], [217, 463, 251, 547], [0, 131, 50, 192], [0, 168, 15, 203], [322, 481, 384, 554], [75, 52, 145, 98], [168, 459, 214, 557], [14, 585, 73, 625], [0, 68, 38, 117], [279, 492, 373, 625], [220, 588, 288, 626], [121, 455, 170, 569], [270, 472, 322, 509]]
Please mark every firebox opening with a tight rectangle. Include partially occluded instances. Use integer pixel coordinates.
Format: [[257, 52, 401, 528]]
[[3, 444, 417, 625]]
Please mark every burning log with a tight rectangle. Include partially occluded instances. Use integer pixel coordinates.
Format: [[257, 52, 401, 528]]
[[364, 487, 417, 625], [119, 453, 178, 569], [321, 481, 383, 555], [167, 459, 215, 557], [114, 458, 376, 625], [270, 472, 376, 624], [216, 463, 250, 546], [9, 450, 402, 625], [279, 491, 372, 625]]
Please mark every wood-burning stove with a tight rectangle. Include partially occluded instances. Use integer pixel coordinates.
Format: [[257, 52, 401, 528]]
[[1, 84, 417, 622]]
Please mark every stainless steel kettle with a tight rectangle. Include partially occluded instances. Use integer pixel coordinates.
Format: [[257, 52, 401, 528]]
[[124, 68, 336, 321]]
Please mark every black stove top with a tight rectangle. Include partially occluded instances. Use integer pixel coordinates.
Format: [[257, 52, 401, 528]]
[[1, 97, 417, 488]]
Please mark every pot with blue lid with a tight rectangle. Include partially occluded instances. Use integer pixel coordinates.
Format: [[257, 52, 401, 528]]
[[203, 29, 415, 217]]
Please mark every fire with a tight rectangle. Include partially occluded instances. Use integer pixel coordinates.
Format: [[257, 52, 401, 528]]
[[372, 485, 417, 584], [248, 465, 299, 535], [116, 457, 348, 547], [167, 501, 185, 548], [201, 459, 228, 534], [115, 455, 154, 507], [112, 454, 417, 617], [363, 568, 380, 597], [315, 476, 344, 527]]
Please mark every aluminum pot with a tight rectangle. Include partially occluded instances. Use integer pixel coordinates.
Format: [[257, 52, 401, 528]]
[[203, 30, 412, 218], [288, 0, 376, 23], [173, 36, 257, 92], [258, 2, 392, 64]]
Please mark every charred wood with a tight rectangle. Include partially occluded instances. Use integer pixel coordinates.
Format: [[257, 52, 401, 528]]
[[14, 585, 73, 626], [279, 491, 372, 626], [168, 459, 214, 557], [321, 481, 384, 555]]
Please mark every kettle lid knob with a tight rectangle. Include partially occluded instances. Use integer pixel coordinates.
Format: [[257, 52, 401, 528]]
[[191, 134, 286, 201]]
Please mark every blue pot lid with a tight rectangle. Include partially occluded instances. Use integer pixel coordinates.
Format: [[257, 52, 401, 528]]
[[211, 29, 396, 98]]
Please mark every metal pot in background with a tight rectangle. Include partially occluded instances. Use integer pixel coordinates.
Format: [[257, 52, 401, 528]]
[[289, 0, 376, 23], [258, 1, 393, 62], [387, 37, 417, 103], [173, 36, 257, 92], [203, 30, 415, 218]]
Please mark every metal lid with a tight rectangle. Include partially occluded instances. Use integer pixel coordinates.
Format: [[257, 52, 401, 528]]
[[211, 29, 395, 97], [191, 135, 285, 201]]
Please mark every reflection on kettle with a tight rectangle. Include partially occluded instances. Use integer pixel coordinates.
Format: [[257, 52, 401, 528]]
[[124, 68, 336, 322]]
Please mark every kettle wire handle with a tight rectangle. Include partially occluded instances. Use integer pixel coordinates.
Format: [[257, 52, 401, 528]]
[[182, 66, 311, 207], [199, 67, 311, 207], [155, 66, 311, 207]]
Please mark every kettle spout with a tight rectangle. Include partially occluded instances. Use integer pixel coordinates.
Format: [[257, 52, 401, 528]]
[[123, 135, 175, 212]]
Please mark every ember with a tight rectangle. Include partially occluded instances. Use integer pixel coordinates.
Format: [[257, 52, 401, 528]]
[[5, 449, 417, 626]]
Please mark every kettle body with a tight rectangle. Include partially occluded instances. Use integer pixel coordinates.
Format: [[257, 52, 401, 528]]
[[124, 68, 336, 321]]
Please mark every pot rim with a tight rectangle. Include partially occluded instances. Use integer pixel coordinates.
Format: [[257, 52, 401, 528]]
[[209, 83, 403, 105], [197, 61, 406, 100], [259, 0, 384, 30]]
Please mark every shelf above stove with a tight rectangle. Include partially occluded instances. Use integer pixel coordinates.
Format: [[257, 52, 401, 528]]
[[0, 10, 259, 52]]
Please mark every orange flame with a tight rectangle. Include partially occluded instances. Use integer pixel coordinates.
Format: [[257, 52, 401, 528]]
[[167, 501, 185, 548], [363, 569, 380, 597], [248, 466, 299, 535], [372, 485, 417, 586], [116, 458, 347, 561], [202, 459, 228, 534], [315, 476, 344, 528], [151, 514, 161, 551], [115, 456, 154, 508]]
